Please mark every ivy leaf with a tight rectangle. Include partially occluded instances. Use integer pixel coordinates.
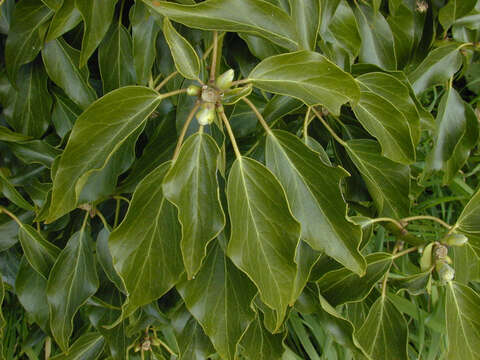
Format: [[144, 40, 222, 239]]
[[15, 257, 49, 331], [354, 2, 397, 70], [317, 253, 392, 306], [163, 17, 200, 81], [50, 332, 105, 360], [163, 133, 225, 278], [408, 44, 463, 95], [346, 139, 411, 219], [109, 162, 184, 317], [0, 173, 34, 211], [177, 242, 257, 360], [51, 91, 82, 138], [18, 223, 60, 278], [439, 0, 477, 30], [451, 244, 480, 284], [356, 295, 408, 359], [265, 130, 366, 275], [352, 72, 419, 164], [47, 228, 99, 352], [41, 0, 62, 10], [239, 315, 284, 360], [75, 0, 118, 68], [46, 0, 82, 41], [174, 314, 215, 360], [0, 125, 32, 142], [8, 140, 62, 168], [130, 1, 160, 84], [5, 0, 53, 81], [456, 187, 480, 234], [143, 0, 299, 51], [47, 86, 161, 223], [96, 228, 125, 293], [0, 212, 34, 252], [249, 51, 360, 115], [445, 281, 480, 360], [226, 157, 300, 330], [289, 0, 320, 51]]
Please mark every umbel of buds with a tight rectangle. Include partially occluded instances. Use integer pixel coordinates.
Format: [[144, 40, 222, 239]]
[[187, 85, 201, 96], [216, 69, 235, 90], [444, 233, 468, 247]]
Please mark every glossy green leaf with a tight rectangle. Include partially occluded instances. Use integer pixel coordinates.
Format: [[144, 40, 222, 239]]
[[47, 228, 99, 351], [99, 24, 136, 94], [174, 314, 215, 360], [439, 0, 477, 30], [289, 0, 320, 50], [163, 17, 200, 80], [0, 212, 34, 252], [226, 157, 300, 329], [5, 0, 53, 81], [445, 281, 480, 360], [387, 4, 415, 69], [46, 0, 82, 41], [354, 2, 396, 70], [240, 316, 284, 360], [143, 0, 299, 51], [75, 0, 118, 68], [0, 173, 34, 211], [346, 139, 410, 218], [451, 244, 480, 284], [265, 130, 366, 275], [0, 125, 31, 142], [109, 162, 184, 316], [177, 243, 256, 360], [456, 188, 480, 234], [47, 86, 161, 223], [18, 224, 60, 278], [15, 257, 49, 331], [51, 91, 82, 138], [130, 1, 160, 84], [317, 253, 392, 306], [353, 72, 419, 163], [389, 271, 431, 296], [249, 51, 360, 115], [163, 133, 225, 278], [41, 0, 62, 10], [96, 228, 125, 293], [8, 140, 62, 168], [327, 0, 361, 59], [408, 44, 463, 95], [356, 295, 408, 360], [50, 332, 105, 360], [42, 38, 97, 109]]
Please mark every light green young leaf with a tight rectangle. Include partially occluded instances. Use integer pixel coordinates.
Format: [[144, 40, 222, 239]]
[[5, 0, 53, 81], [42, 39, 97, 109], [289, 0, 320, 51], [47, 228, 99, 352], [408, 44, 463, 95], [354, 2, 397, 70], [47, 87, 161, 223], [18, 224, 60, 278], [109, 162, 184, 317], [226, 157, 300, 330], [143, 0, 299, 51], [317, 253, 392, 306], [75, 0, 118, 68], [346, 139, 411, 219], [177, 243, 256, 360], [265, 130, 366, 275], [163, 17, 200, 80], [249, 51, 360, 115], [50, 332, 105, 360], [356, 295, 408, 360], [163, 133, 225, 278], [46, 0, 82, 41], [445, 281, 480, 360], [353, 72, 419, 164]]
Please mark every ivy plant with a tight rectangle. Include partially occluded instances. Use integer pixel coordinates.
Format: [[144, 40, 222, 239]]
[[1, 0, 480, 359]]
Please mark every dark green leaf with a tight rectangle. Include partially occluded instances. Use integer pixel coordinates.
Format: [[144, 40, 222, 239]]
[[289, 0, 320, 51], [46, 0, 82, 41], [96, 228, 125, 293], [50, 332, 105, 360], [174, 314, 215, 360], [0, 173, 34, 211], [439, 0, 477, 30], [240, 315, 284, 360], [0, 125, 32, 142], [8, 140, 62, 168], [456, 188, 480, 234]]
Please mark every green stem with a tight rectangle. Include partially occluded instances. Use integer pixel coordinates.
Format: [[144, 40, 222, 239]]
[[401, 215, 451, 230], [311, 107, 347, 147], [219, 109, 241, 159], [0, 206, 22, 226], [114, 198, 121, 228], [210, 31, 218, 84], [369, 217, 405, 231], [243, 97, 271, 134], [155, 71, 178, 92], [303, 107, 312, 140]]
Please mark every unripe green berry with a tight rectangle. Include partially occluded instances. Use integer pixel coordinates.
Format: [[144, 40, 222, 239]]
[[444, 233, 468, 247], [187, 85, 201, 96], [216, 69, 234, 90], [196, 103, 215, 125]]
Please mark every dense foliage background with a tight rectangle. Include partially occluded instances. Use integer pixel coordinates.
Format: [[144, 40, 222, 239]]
[[1, 0, 480, 359]]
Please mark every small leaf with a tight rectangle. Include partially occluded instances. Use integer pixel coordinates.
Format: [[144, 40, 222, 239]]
[[47, 228, 99, 351], [227, 157, 300, 329], [346, 139, 411, 219], [5, 0, 53, 81], [99, 24, 136, 93], [265, 130, 366, 275], [289, 0, 320, 50], [445, 281, 480, 360], [50, 332, 105, 360], [408, 44, 463, 95], [47, 86, 161, 222], [317, 253, 392, 306], [109, 162, 184, 317], [177, 243, 256, 360], [356, 295, 408, 359], [42, 38, 97, 109], [249, 51, 360, 115], [163, 17, 200, 80], [143, 0, 299, 51], [75, 0, 118, 68], [163, 133, 225, 278]]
